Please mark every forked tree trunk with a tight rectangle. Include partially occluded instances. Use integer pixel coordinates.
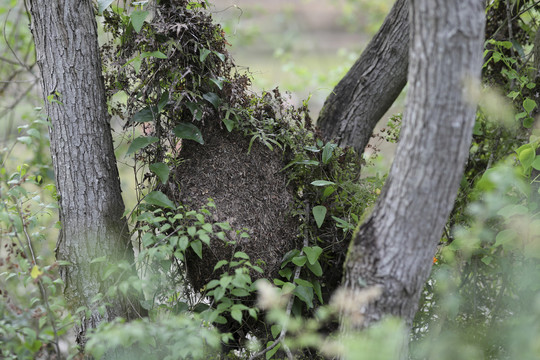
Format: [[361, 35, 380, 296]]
[[343, 0, 485, 328], [317, 0, 408, 154], [28, 0, 142, 349]]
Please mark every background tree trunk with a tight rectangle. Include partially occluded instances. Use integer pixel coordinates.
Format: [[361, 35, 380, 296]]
[[29, 0, 141, 349], [343, 0, 485, 328], [317, 0, 408, 154]]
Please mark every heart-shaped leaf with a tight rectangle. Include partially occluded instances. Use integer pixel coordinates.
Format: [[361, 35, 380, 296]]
[[203, 92, 222, 109], [306, 260, 323, 277], [131, 107, 158, 123], [126, 136, 158, 155], [303, 246, 323, 265], [191, 240, 203, 259], [292, 255, 307, 267], [312, 206, 327, 228], [294, 285, 314, 309], [200, 48, 211, 62], [130, 10, 148, 33], [144, 190, 175, 209], [149, 162, 170, 184], [173, 123, 204, 144], [97, 0, 115, 14], [523, 98, 537, 114]]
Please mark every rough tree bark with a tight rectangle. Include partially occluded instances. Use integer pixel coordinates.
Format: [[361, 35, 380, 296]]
[[317, 0, 408, 154], [28, 0, 141, 349], [343, 0, 485, 328]]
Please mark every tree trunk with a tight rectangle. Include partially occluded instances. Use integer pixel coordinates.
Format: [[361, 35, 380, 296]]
[[343, 0, 485, 328], [28, 0, 141, 349], [317, 0, 408, 154]]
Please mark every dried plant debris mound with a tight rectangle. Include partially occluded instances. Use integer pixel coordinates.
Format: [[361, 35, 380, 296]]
[[165, 121, 300, 291]]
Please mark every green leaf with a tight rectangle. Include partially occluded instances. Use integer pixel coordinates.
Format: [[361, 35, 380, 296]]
[[173, 123, 204, 144], [231, 308, 243, 323], [294, 278, 313, 288], [494, 229, 516, 250], [193, 303, 210, 313], [186, 102, 203, 120], [303, 246, 323, 265], [523, 98, 537, 114], [178, 236, 189, 251], [515, 112, 527, 121], [214, 260, 228, 271], [17, 136, 32, 145], [311, 180, 335, 187], [481, 256, 493, 265], [231, 288, 250, 297], [90, 256, 107, 264], [266, 341, 281, 360], [191, 240, 203, 259], [523, 117, 535, 129], [312, 206, 327, 228], [199, 233, 210, 244], [220, 275, 232, 288], [313, 280, 323, 304], [97, 0, 115, 14], [507, 90, 520, 100], [518, 147, 535, 170], [126, 136, 158, 155], [209, 77, 225, 90], [144, 191, 175, 209], [131, 57, 142, 74], [130, 10, 148, 33], [306, 260, 323, 277], [213, 286, 226, 302], [297, 160, 319, 166], [173, 301, 189, 314], [331, 216, 355, 231], [141, 51, 167, 59], [213, 51, 226, 62], [234, 251, 250, 259], [294, 285, 314, 309], [206, 279, 220, 289], [497, 204, 528, 218], [292, 255, 307, 267], [497, 40, 513, 49], [271, 324, 282, 339], [203, 92, 222, 109], [149, 162, 170, 184], [223, 118, 235, 132], [532, 156, 540, 170], [214, 315, 227, 324], [281, 249, 300, 268], [200, 48, 211, 62], [322, 142, 337, 164], [279, 268, 292, 280], [131, 107, 158, 123], [158, 92, 169, 112]]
